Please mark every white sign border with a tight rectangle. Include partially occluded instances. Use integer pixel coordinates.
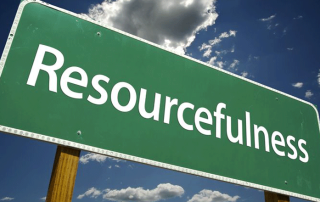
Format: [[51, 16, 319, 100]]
[[0, 1, 319, 201]]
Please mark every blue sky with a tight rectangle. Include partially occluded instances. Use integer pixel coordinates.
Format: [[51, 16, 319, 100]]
[[0, 0, 319, 201]]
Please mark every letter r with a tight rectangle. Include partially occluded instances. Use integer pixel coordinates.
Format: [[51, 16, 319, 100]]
[[27, 44, 64, 92]]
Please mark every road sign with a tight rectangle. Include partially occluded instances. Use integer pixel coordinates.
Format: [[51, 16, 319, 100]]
[[1, 1, 320, 200]]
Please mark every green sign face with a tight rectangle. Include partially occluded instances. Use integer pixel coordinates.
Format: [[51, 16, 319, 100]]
[[1, 1, 320, 200]]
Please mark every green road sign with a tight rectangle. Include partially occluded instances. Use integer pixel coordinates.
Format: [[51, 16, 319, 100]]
[[1, 1, 320, 200]]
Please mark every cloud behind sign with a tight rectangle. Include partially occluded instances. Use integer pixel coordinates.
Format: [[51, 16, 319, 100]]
[[87, 0, 218, 54], [187, 190, 240, 202], [77, 183, 184, 201]]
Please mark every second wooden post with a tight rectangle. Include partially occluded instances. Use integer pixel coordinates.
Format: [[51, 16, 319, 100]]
[[265, 191, 290, 202]]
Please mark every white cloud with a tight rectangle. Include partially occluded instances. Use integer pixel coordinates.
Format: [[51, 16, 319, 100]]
[[230, 45, 235, 53], [40, 197, 46, 201], [293, 15, 303, 20], [80, 153, 107, 164], [207, 56, 217, 65], [209, 30, 236, 45], [208, 38, 222, 46], [259, 14, 279, 31], [77, 187, 102, 199], [199, 30, 236, 57], [283, 27, 287, 35], [229, 30, 237, 37], [219, 32, 229, 38], [87, 0, 218, 55], [188, 190, 240, 202], [218, 31, 236, 39], [248, 54, 259, 61], [287, 48, 294, 51], [78, 184, 184, 201], [216, 61, 225, 69], [260, 14, 276, 22], [317, 69, 320, 86], [206, 57, 228, 69], [103, 183, 184, 202], [203, 48, 212, 58], [0, 197, 14, 201], [229, 59, 240, 69], [115, 164, 120, 168], [305, 90, 313, 99], [79, 153, 125, 164], [292, 82, 303, 88], [199, 43, 211, 51], [241, 71, 248, 78], [215, 50, 228, 56]]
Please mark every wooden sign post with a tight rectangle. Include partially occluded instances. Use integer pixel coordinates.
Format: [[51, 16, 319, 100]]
[[46, 146, 80, 202], [265, 191, 290, 202]]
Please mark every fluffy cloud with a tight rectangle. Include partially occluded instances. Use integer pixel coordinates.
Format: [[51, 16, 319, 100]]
[[292, 82, 303, 88], [79, 153, 124, 164], [199, 30, 237, 57], [200, 43, 211, 51], [77, 187, 102, 199], [215, 50, 229, 56], [40, 197, 46, 201], [293, 15, 303, 20], [248, 55, 259, 61], [207, 56, 217, 65], [207, 58, 239, 71], [229, 59, 239, 69], [77, 183, 184, 202], [0, 197, 14, 201], [241, 71, 248, 78], [259, 14, 276, 22], [283, 27, 287, 35], [103, 183, 184, 202], [80, 153, 107, 164], [230, 45, 235, 53], [87, 0, 218, 55], [218, 30, 236, 39], [305, 90, 313, 99], [203, 48, 212, 58], [259, 14, 279, 31], [229, 30, 237, 37], [317, 69, 320, 86], [216, 61, 225, 69], [287, 48, 294, 51], [208, 38, 222, 46], [187, 190, 240, 202]]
